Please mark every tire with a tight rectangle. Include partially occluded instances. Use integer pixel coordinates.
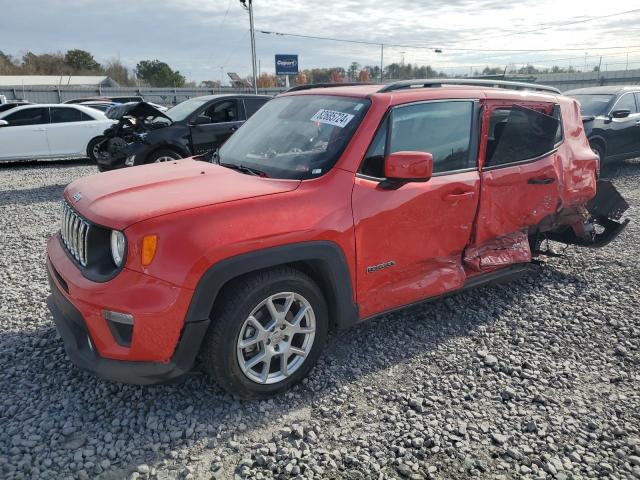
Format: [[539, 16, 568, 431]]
[[145, 149, 182, 164], [200, 267, 328, 399], [87, 136, 106, 162], [590, 141, 605, 165]]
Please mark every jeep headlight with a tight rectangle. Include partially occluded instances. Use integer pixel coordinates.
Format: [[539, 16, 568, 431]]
[[110, 230, 127, 267]]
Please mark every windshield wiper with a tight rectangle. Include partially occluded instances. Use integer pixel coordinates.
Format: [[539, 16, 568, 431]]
[[219, 162, 266, 177]]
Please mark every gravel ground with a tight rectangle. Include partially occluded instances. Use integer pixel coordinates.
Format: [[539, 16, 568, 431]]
[[0, 159, 638, 480]]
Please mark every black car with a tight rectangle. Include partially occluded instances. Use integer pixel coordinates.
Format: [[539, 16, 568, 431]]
[[64, 96, 145, 104], [565, 86, 640, 165], [95, 94, 271, 171], [0, 100, 32, 113]]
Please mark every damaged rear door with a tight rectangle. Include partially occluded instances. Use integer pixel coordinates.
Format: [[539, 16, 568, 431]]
[[466, 102, 562, 271]]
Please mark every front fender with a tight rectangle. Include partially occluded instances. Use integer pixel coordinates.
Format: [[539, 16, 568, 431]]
[[184, 241, 359, 330]]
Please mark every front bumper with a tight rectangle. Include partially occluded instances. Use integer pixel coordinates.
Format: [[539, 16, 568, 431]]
[[97, 142, 150, 171], [46, 235, 209, 385]]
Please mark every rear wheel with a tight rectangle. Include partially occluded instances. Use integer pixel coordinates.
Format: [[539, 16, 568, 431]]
[[145, 149, 182, 164], [200, 267, 328, 399]]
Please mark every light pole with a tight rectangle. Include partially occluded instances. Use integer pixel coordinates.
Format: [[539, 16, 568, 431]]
[[380, 44, 384, 82], [240, 0, 258, 94]]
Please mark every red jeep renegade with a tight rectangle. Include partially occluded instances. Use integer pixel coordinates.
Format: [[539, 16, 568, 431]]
[[47, 79, 628, 399]]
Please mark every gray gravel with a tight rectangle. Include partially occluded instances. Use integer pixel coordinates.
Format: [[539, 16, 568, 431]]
[[0, 159, 639, 480]]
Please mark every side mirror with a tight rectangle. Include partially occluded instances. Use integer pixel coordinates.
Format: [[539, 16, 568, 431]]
[[0, 120, 8, 127], [611, 109, 631, 119], [383, 151, 433, 185]]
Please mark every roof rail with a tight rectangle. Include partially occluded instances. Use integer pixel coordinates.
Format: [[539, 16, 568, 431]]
[[378, 78, 560, 94], [284, 82, 375, 93]]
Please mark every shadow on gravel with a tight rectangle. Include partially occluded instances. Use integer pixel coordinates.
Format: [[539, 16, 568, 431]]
[[2, 160, 637, 478], [0, 184, 67, 206], [599, 157, 640, 180], [0, 158, 92, 170], [1, 263, 586, 477]]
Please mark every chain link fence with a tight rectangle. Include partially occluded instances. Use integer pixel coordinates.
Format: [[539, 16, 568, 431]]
[[2, 68, 640, 104]]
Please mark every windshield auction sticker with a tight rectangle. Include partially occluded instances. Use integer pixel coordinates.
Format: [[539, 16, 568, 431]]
[[310, 109, 355, 128]]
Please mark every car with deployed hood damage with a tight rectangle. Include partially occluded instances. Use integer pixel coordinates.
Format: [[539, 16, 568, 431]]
[[93, 94, 270, 171], [47, 79, 629, 399]]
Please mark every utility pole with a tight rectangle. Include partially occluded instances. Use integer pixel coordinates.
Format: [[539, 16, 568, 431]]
[[380, 44, 384, 82], [240, 0, 258, 94]]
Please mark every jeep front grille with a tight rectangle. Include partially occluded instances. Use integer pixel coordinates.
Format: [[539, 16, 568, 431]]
[[60, 201, 90, 267]]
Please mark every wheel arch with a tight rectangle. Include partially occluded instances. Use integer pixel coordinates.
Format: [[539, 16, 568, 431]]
[[588, 135, 607, 157], [184, 241, 359, 331], [86, 135, 105, 157]]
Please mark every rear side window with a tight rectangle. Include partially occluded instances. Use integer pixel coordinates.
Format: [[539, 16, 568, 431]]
[[3, 107, 48, 126], [551, 104, 563, 145], [485, 105, 560, 168], [244, 98, 269, 118], [50, 107, 83, 123]]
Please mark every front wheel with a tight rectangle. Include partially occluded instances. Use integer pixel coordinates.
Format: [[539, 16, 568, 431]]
[[145, 149, 183, 164], [87, 136, 106, 162], [200, 267, 328, 399]]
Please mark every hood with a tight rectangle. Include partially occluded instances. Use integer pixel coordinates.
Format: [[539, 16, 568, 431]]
[[106, 101, 172, 123], [65, 160, 301, 230]]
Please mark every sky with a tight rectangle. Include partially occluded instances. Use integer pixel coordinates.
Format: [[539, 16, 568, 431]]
[[2, 0, 640, 83]]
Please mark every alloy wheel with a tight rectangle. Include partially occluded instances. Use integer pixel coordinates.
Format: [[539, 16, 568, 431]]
[[236, 292, 316, 384], [154, 156, 176, 163]]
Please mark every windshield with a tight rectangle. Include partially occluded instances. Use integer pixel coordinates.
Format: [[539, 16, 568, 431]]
[[166, 98, 209, 122], [218, 95, 370, 180], [568, 94, 615, 116]]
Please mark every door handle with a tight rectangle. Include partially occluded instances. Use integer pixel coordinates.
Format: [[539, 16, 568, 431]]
[[527, 177, 555, 185], [230, 126, 239, 131], [444, 191, 475, 201]]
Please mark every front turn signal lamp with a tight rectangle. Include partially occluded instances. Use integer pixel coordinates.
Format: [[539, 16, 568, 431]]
[[141, 235, 158, 266]]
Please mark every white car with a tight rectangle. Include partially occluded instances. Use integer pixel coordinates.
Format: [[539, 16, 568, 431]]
[[0, 104, 115, 161]]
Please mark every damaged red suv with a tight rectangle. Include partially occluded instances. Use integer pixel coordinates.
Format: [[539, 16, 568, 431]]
[[47, 79, 629, 398]]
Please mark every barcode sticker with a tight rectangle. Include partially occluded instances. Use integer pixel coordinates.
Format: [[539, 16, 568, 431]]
[[310, 109, 355, 128]]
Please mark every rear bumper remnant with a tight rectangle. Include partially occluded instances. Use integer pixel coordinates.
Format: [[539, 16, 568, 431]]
[[548, 180, 629, 248]]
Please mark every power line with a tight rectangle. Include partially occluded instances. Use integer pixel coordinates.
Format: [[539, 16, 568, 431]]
[[440, 8, 640, 45], [218, 0, 233, 30], [258, 29, 640, 53], [409, 50, 640, 67], [259, 30, 380, 46], [221, 29, 250, 71], [209, 0, 235, 77]]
